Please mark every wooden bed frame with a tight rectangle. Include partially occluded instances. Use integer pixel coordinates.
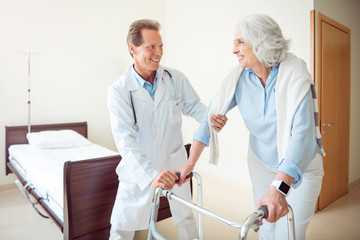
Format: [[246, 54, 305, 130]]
[[5, 122, 181, 240]]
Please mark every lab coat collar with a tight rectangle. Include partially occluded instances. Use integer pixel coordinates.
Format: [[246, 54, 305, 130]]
[[124, 65, 141, 92], [122, 65, 152, 104], [124, 64, 166, 91], [124, 64, 168, 106]]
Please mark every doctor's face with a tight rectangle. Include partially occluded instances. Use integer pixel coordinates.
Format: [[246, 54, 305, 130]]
[[233, 29, 259, 69], [130, 29, 163, 76]]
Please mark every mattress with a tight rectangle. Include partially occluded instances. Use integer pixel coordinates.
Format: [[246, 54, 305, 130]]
[[8, 143, 118, 222]]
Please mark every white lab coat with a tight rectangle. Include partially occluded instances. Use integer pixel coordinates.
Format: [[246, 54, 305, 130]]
[[108, 65, 206, 231]]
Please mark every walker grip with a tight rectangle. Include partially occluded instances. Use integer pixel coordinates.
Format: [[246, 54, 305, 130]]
[[258, 205, 269, 219], [175, 172, 193, 183]]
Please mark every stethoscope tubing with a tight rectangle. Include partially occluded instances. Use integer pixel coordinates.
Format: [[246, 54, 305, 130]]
[[129, 69, 172, 131]]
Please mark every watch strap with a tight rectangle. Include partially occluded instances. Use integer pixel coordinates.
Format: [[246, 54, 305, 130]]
[[271, 180, 291, 196]]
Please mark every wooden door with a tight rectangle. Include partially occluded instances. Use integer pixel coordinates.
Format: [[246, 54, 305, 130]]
[[316, 12, 351, 209]]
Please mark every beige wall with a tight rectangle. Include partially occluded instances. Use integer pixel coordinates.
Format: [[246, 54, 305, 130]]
[[314, 0, 360, 184], [1, 0, 358, 186]]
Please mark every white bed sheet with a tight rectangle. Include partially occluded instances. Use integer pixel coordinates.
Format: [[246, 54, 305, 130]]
[[8, 143, 119, 222]]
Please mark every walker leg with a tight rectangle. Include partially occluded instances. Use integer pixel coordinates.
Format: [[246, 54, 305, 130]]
[[192, 172, 203, 240], [147, 188, 167, 240], [239, 205, 296, 240], [287, 205, 296, 240], [147, 173, 204, 240]]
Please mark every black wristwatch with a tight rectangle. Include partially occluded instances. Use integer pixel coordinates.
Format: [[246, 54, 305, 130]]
[[271, 180, 291, 197]]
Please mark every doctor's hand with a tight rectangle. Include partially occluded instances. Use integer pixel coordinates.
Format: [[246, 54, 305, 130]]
[[150, 170, 178, 190], [211, 114, 228, 132], [256, 187, 289, 223]]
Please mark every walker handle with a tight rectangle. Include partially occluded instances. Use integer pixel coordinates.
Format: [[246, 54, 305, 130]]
[[175, 172, 193, 183], [258, 205, 269, 219]]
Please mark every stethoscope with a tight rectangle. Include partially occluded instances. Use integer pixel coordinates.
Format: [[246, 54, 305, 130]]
[[129, 69, 173, 131]]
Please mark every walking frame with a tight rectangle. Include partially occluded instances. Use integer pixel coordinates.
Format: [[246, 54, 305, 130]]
[[148, 172, 296, 240]]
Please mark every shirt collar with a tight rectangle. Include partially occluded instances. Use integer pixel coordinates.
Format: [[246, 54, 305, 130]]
[[245, 64, 279, 87], [131, 65, 158, 87], [244, 64, 279, 74]]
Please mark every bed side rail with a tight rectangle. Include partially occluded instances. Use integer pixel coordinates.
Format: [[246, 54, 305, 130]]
[[7, 162, 63, 229]]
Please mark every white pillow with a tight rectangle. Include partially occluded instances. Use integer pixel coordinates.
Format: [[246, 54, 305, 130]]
[[26, 130, 91, 149]]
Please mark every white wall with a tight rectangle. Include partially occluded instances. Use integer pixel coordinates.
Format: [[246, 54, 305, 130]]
[[314, 0, 360, 184], [0, 0, 165, 185], [163, 0, 314, 186]]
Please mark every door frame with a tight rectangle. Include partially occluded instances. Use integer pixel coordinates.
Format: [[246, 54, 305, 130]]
[[312, 10, 351, 209]]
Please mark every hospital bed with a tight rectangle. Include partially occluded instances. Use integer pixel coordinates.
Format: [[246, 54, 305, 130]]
[[5, 122, 178, 240]]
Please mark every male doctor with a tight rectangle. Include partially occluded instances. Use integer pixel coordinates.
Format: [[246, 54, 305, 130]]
[[107, 19, 227, 240]]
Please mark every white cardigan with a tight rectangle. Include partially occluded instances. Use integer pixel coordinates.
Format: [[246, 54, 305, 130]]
[[208, 53, 323, 165]]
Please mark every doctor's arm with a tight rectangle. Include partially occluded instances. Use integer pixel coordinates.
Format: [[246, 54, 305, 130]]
[[210, 114, 228, 131], [108, 87, 178, 190], [180, 75, 228, 131], [150, 170, 178, 190], [108, 87, 161, 190], [184, 100, 228, 131]]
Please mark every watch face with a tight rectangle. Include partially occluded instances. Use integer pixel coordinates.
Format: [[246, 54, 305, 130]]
[[279, 181, 290, 194]]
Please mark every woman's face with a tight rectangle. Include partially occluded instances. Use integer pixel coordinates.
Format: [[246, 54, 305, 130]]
[[233, 29, 259, 69]]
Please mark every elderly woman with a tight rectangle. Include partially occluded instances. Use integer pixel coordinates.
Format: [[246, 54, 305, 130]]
[[176, 14, 324, 240]]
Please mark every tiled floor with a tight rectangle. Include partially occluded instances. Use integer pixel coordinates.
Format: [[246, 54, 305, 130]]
[[1, 171, 359, 239]]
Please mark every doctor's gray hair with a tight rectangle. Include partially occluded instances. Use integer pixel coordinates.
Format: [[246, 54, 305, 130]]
[[236, 14, 290, 67], [127, 19, 161, 57]]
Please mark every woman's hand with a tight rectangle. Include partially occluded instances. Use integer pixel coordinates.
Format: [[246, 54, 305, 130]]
[[257, 187, 289, 223], [211, 114, 228, 132], [257, 172, 294, 222], [174, 162, 195, 187], [175, 140, 206, 187]]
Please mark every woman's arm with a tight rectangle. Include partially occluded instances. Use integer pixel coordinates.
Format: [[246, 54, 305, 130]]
[[176, 140, 206, 187], [257, 90, 316, 223]]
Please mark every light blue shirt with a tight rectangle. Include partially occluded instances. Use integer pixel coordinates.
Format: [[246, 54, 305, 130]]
[[132, 65, 158, 100], [194, 65, 318, 186]]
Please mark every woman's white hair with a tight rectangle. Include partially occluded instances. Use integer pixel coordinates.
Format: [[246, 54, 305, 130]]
[[236, 14, 290, 67]]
